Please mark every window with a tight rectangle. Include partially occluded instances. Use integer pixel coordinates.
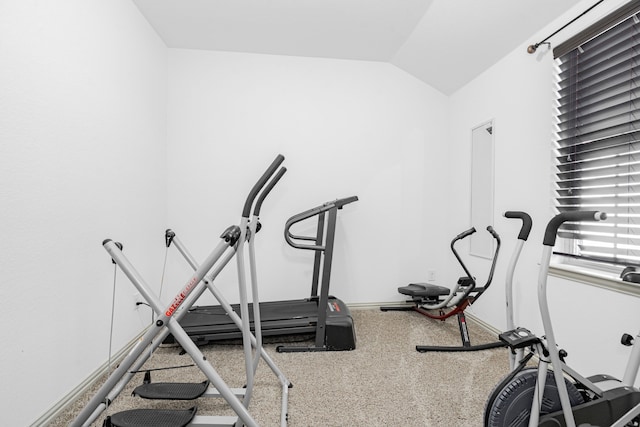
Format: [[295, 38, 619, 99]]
[[554, 0, 640, 267]]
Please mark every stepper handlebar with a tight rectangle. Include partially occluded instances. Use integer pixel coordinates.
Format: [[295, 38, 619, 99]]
[[253, 167, 287, 217], [543, 211, 607, 246], [242, 154, 285, 218], [504, 211, 533, 241]]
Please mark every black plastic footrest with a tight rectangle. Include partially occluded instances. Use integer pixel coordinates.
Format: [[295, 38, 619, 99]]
[[107, 407, 197, 427], [133, 381, 209, 400]]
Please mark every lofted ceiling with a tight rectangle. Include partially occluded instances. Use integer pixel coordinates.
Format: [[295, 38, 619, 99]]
[[132, 0, 584, 95]]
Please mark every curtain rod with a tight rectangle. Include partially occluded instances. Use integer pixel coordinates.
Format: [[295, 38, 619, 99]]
[[527, 0, 605, 54]]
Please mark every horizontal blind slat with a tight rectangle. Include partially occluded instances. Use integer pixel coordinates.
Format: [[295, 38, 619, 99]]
[[554, 4, 640, 267]]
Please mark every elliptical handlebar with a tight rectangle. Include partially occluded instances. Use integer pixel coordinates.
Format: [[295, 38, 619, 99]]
[[242, 154, 285, 218], [543, 211, 607, 246], [504, 211, 532, 241]]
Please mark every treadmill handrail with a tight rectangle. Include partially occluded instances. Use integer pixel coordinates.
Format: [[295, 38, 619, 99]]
[[284, 196, 358, 251]]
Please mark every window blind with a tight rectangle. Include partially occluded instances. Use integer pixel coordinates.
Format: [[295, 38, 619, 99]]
[[554, 7, 640, 266]]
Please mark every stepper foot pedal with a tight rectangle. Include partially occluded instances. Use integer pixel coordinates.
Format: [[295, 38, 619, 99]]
[[105, 407, 197, 427], [133, 380, 210, 400]]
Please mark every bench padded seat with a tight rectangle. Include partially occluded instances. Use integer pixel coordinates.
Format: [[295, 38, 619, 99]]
[[398, 283, 450, 298]]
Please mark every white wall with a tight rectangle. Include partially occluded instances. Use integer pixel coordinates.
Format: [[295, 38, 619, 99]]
[[164, 49, 451, 308], [13, 0, 640, 423], [449, 0, 640, 382], [0, 1, 167, 425]]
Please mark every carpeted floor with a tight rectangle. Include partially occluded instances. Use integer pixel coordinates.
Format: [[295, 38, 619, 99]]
[[50, 308, 511, 426]]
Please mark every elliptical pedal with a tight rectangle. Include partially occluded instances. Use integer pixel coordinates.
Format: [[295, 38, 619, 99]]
[[104, 407, 197, 427]]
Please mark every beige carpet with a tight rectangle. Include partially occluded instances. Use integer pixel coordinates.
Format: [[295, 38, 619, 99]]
[[50, 308, 511, 426]]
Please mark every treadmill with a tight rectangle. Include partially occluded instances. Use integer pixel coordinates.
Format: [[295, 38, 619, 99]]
[[167, 196, 358, 353]]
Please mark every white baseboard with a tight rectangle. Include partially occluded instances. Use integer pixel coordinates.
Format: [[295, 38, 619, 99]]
[[31, 328, 148, 427], [465, 312, 502, 336]]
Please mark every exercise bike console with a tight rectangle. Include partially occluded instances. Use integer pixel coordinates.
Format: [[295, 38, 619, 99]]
[[498, 327, 540, 349]]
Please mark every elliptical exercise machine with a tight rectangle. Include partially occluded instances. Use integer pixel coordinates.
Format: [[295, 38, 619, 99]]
[[485, 211, 640, 427], [381, 225, 501, 352]]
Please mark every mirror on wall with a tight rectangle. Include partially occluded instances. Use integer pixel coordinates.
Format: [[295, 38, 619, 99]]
[[470, 120, 495, 259]]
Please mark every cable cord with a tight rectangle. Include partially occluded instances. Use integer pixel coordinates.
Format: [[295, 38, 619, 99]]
[[129, 364, 195, 374], [105, 263, 118, 412], [108, 264, 117, 374], [139, 246, 172, 363], [155, 246, 170, 323]]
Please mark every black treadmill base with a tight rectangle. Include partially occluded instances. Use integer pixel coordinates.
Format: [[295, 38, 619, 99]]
[[165, 297, 356, 352]]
